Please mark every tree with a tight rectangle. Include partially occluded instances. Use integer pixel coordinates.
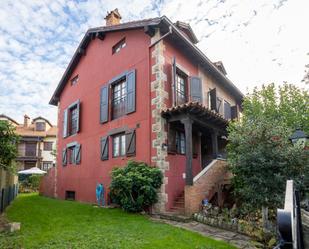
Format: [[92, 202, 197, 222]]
[[109, 160, 163, 212], [0, 120, 20, 172], [227, 83, 309, 225]]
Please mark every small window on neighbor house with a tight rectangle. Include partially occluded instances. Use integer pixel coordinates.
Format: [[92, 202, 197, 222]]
[[42, 161, 52, 171], [71, 75, 79, 85], [36, 122, 46, 131], [43, 142, 53, 151], [112, 38, 126, 54], [113, 133, 126, 157]]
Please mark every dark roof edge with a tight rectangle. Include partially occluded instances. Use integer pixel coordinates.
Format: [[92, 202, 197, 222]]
[[0, 114, 19, 125], [161, 16, 243, 102], [50, 16, 243, 105], [32, 116, 54, 127]]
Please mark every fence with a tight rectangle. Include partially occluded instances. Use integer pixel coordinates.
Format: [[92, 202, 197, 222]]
[[0, 168, 18, 214], [276, 180, 305, 249], [0, 184, 18, 213]]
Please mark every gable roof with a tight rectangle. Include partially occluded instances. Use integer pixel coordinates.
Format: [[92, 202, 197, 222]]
[[49, 16, 243, 105], [32, 116, 53, 127], [0, 114, 19, 125]]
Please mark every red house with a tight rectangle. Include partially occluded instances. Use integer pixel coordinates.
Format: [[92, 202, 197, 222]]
[[43, 9, 243, 215]]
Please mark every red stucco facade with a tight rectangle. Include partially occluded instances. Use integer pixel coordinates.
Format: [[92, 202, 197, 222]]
[[42, 16, 242, 213]]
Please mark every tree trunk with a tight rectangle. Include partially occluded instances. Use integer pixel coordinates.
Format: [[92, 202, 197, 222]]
[[262, 206, 269, 230]]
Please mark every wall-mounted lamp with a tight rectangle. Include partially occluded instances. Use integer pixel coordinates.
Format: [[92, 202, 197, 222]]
[[161, 143, 168, 150]]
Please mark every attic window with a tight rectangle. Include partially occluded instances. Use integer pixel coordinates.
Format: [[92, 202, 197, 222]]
[[112, 38, 126, 54], [71, 75, 79, 85], [36, 122, 46, 131]]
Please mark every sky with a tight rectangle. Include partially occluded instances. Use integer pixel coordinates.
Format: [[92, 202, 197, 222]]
[[0, 0, 308, 124]]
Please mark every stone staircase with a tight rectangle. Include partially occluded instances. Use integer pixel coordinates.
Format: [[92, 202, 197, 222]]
[[170, 191, 185, 214], [184, 159, 230, 216]]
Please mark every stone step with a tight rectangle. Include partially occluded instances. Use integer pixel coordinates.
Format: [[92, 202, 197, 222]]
[[157, 212, 191, 223]]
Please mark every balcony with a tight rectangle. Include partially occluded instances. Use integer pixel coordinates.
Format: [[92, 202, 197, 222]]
[[16, 148, 42, 161]]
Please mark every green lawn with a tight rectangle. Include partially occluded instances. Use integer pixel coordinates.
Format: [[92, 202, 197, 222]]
[[0, 194, 236, 249]]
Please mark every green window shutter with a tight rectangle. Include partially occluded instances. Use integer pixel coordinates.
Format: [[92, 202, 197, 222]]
[[231, 105, 238, 120], [168, 124, 176, 153], [100, 86, 109, 123], [209, 88, 217, 112], [100, 136, 109, 160], [76, 100, 81, 133], [75, 144, 81, 164], [189, 76, 202, 103], [62, 148, 67, 166], [125, 129, 136, 156], [126, 69, 136, 114], [63, 109, 68, 138]]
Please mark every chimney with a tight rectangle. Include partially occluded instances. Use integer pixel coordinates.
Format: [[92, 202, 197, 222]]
[[104, 8, 122, 26], [24, 114, 30, 127]]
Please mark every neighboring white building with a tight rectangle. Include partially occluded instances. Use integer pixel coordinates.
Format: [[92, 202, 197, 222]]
[[0, 114, 57, 171]]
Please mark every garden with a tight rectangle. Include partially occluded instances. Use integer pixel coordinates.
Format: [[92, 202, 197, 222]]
[[0, 193, 236, 249]]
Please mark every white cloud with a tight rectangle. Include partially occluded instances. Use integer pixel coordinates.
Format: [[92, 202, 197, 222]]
[[0, 0, 308, 124]]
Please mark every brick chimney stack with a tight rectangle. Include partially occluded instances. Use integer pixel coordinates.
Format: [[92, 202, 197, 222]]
[[105, 8, 121, 26], [24, 114, 30, 127]]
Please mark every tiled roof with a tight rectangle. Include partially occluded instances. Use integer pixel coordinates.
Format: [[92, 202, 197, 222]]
[[15, 124, 57, 137], [161, 102, 228, 127]]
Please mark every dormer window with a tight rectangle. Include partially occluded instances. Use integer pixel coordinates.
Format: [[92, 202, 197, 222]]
[[112, 38, 126, 54], [36, 122, 46, 131], [71, 75, 79, 85]]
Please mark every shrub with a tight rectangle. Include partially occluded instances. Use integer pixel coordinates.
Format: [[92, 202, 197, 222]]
[[110, 160, 163, 212], [19, 175, 42, 192]]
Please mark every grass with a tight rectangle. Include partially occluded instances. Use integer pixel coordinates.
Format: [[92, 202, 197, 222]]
[[0, 193, 236, 249]]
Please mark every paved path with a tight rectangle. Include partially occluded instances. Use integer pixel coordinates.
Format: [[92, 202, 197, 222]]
[[151, 217, 257, 249]]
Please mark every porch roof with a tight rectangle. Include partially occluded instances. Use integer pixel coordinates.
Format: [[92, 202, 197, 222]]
[[161, 102, 228, 132]]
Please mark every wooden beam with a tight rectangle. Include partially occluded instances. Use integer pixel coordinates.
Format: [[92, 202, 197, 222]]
[[144, 25, 155, 37], [97, 32, 105, 40]]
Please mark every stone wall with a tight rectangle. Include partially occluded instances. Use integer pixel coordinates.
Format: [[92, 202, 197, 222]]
[[151, 30, 169, 213], [184, 159, 230, 215]]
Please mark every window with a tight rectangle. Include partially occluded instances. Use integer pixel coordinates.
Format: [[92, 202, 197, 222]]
[[71, 75, 79, 85], [112, 78, 127, 119], [65, 191, 75, 201], [63, 100, 80, 138], [217, 97, 223, 114], [113, 133, 126, 157], [36, 122, 46, 131], [224, 100, 231, 120], [176, 131, 186, 154], [69, 105, 78, 135], [112, 38, 126, 54], [43, 142, 53, 151], [42, 161, 52, 171], [175, 70, 187, 105], [68, 146, 75, 164]]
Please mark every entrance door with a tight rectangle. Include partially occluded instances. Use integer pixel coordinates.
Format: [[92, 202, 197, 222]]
[[201, 134, 213, 169]]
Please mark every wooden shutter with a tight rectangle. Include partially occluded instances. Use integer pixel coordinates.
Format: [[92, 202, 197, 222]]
[[189, 76, 202, 103], [76, 100, 80, 133], [100, 136, 109, 161], [231, 105, 238, 120], [100, 86, 109, 123], [62, 148, 67, 166], [126, 69, 136, 114], [75, 144, 81, 164], [167, 124, 176, 153], [224, 101, 231, 120], [125, 129, 136, 156], [63, 109, 68, 138], [172, 57, 177, 106], [209, 88, 217, 112]]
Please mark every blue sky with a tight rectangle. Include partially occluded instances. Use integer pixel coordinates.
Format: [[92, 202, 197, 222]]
[[0, 0, 308, 124]]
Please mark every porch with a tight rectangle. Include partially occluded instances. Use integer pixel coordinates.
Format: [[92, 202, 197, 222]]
[[162, 102, 232, 215]]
